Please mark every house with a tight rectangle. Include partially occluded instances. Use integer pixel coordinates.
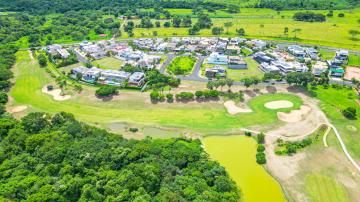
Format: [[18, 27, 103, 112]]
[[330, 67, 345, 77], [98, 70, 131, 86], [246, 39, 267, 50], [271, 60, 294, 74], [47, 44, 62, 55], [229, 37, 246, 45], [312, 61, 328, 76], [137, 55, 161, 69], [260, 63, 280, 74], [335, 50, 349, 61], [253, 52, 274, 64], [228, 56, 247, 69], [288, 45, 306, 58], [70, 66, 88, 79], [128, 72, 145, 87], [327, 59, 343, 68], [226, 45, 241, 55], [74, 67, 102, 83], [205, 65, 226, 78], [57, 49, 70, 59], [207, 52, 228, 65]]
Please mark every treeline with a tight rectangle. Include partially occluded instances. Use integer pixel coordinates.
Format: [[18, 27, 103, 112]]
[[257, 0, 354, 10], [293, 12, 326, 22], [0, 112, 240, 201], [0, 0, 224, 15]]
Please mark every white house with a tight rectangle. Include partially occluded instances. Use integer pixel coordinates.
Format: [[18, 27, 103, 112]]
[[207, 52, 228, 65], [312, 61, 328, 76]]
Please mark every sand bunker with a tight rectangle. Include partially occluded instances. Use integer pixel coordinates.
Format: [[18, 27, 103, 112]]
[[224, 101, 252, 115], [42, 86, 71, 101], [10, 105, 28, 113], [265, 100, 294, 109], [277, 105, 311, 123]]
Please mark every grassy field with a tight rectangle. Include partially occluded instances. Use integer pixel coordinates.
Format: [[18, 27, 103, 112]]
[[203, 135, 285, 202], [305, 174, 349, 202], [167, 56, 196, 75], [348, 55, 360, 67], [92, 57, 124, 70], [122, 8, 360, 50], [201, 57, 263, 81], [311, 85, 360, 163], [10, 51, 303, 134]]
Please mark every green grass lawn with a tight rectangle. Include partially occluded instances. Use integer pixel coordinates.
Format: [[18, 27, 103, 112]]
[[122, 8, 360, 50], [92, 57, 124, 70], [167, 56, 196, 75], [227, 58, 263, 81], [319, 49, 336, 60], [348, 55, 360, 67], [201, 58, 263, 81], [305, 174, 349, 202], [10, 51, 304, 134], [311, 85, 360, 163]]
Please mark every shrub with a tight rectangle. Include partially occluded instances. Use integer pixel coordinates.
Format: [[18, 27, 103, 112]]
[[47, 85, 54, 91], [129, 128, 138, 132], [256, 152, 266, 164], [293, 12, 326, 22], [195, 91, 203, 99], [342, 107, 357, 119], [95, 86, 118, 97], [245, 131, 252, 137], [338, 13, 345, 17], [150, 90, 160, 101], [166, 93, 174, 102], [0, 91, 8, 104], [257, 144, 265, 152], [257, 132, 265, 144], [175, 92, 194, 101]]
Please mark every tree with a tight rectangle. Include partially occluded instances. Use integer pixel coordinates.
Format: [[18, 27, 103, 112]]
[[293, 28, 302, 38], [257, 132, 265, 144], [242, 78, 253, 89], [188, 24, 200, 35], [0, 91, 8, 104], [37, 54, 47, 67], [195, 91, 203, 99], [182, 16, 192, 27], [196, 13, 212, 29], [349, 30, 360, 40], [21, 112, 49, 134], [283, 27, 289, 36], [342, 107, 357, 119], [224, 22, 233, 34], [236, 28, 245, 36], [95, 86, 118, 97], [172, 16, 182, 28], [211, 27, 224, 35], [226, 78, 234, 90], [155, 21, 161, 27], [163, 22, 171, 27], [227, 4, 240, 13]]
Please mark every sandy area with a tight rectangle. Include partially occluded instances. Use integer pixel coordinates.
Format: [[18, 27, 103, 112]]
[[277, 105, 311, 123], [10, 105, 28, 113], [42, 86, 71, 101], [224, 101, 252, 115], [264, 100, 294, 109]]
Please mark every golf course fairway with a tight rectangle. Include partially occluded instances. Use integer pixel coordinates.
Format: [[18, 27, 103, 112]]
[[203, 135, 285, 202]]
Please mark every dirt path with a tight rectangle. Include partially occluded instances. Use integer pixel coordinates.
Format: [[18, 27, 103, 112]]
[[28, 50, 35, 64]]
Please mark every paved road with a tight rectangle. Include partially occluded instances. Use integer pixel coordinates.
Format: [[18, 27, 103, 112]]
[[176, 56, 208, 82], [159, 54, 174, 73]]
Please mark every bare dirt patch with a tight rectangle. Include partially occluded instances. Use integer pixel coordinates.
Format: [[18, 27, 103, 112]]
[[9, 105, 28, 113], [264, 100, 294, 109], [224, 100, 252, 115], [42, 86, 71, 101], [277, 105, 312, 123]]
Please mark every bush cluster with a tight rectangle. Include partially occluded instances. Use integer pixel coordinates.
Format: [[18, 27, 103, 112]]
[[293, 12, 326, 22], [256, 132, 266, 164], [95, 85, 118, 97]]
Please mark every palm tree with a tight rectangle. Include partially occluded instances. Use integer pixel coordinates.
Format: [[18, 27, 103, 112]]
[[224, 22, 233, 35]]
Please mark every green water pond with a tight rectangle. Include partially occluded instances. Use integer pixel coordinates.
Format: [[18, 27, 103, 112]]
[[203, 135, 286, 202]]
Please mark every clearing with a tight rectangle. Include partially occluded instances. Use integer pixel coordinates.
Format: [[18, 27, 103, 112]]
[[166, 56, 196, 75]]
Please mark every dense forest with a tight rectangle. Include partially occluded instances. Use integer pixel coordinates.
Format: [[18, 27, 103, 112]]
[[0, 0, 357, 14], [0, 112, 240, 201]]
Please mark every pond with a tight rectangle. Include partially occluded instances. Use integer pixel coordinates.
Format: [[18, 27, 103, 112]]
[[203, 135, 285, 202]]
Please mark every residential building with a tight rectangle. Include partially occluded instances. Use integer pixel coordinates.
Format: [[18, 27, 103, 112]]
[[259, 63, 280, 73], [226, 45, 241, 54], [246, 39, 267, 50], [335, 50, 349, 61], [207, 52, 228, 65], [253, 52, 274, 63], [330, 67, 345, 77], [288, 45, 306, 58], [98, 70, 131, 86], [47, 44, 62, 55], [312, 61, 328, 76], [129, 72, 145, 87], [205, 65, 226, 78], [228, 56, 247, 69]]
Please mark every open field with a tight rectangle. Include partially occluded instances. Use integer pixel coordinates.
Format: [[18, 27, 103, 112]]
[[167, 56, 196, 75], [92, 57, 123, 70], [10, 51, 303, 135], [203, 135, 286, 202], [311, 86, 360, 163], [122, 8, 360, 50]]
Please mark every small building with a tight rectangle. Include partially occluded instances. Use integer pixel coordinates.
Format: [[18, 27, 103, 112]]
[[330, 67, 345, 77], [82, 67, 102, 83], [246, 39, 267, 50], [271, 60, 294, 74], [288, 45, 306, 58], [205, 65, 226, 78], [335, 50, 349, 61], [98, 70, 131, 86], [207, 52, 228, 65], [129, 72, 145, 87], [312, 61, 328, 76], [57, 49, 70, 59], [253, 52, 274, 64], [47, 44, 62, 55], [260, 63, 280, 74], [228, 56, 247, 69], [226, 45, 241, 55]]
